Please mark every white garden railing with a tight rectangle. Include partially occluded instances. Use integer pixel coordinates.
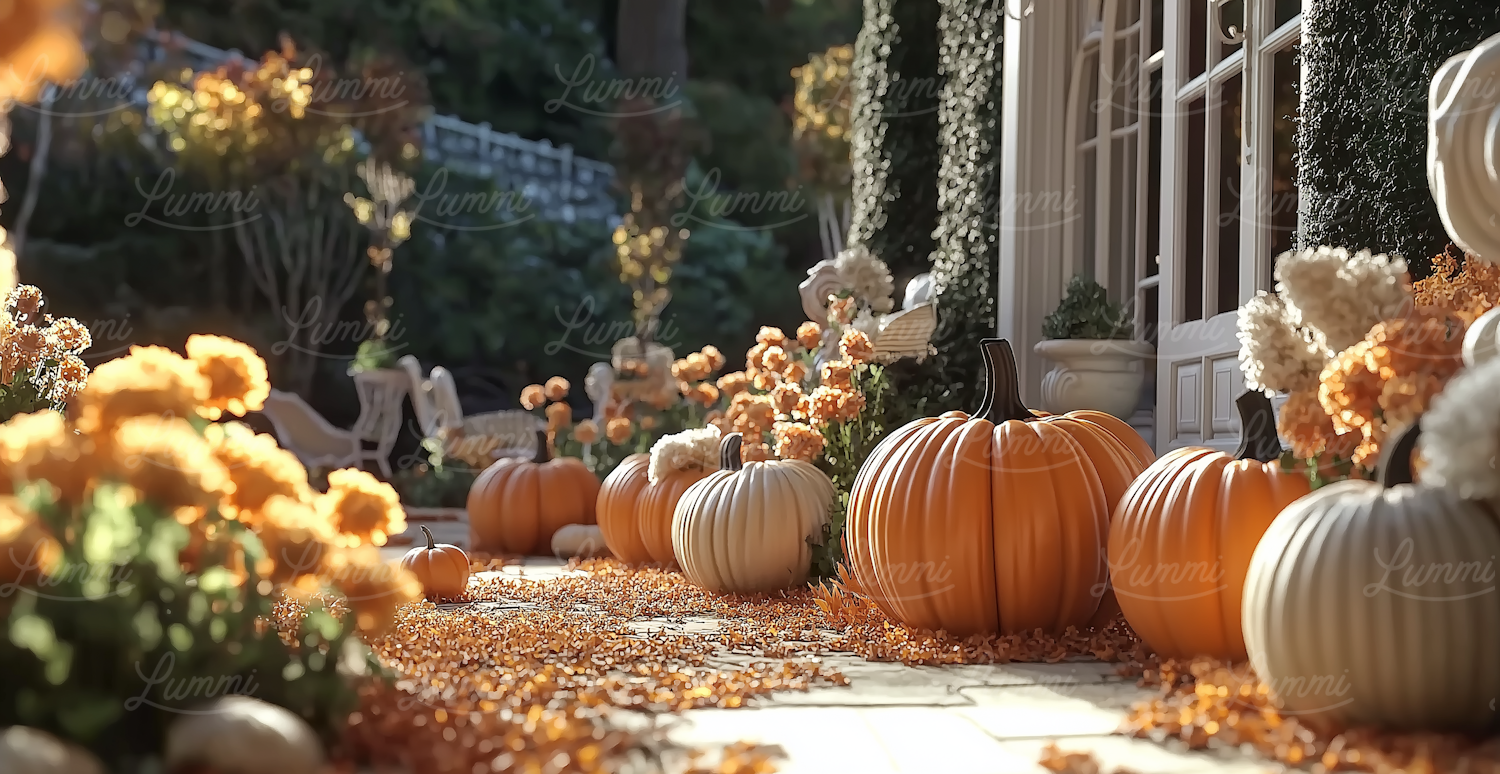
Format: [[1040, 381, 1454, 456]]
[[139, 33, 618, 224]]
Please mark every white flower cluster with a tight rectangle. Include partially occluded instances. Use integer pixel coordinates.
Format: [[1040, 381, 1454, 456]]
[[1275, 247, 1411, 355], [834, 246, 895, 314], [1237, 291, 1327, 395], [1420, 355, 1500, 501], [648, 424, 722, 485]]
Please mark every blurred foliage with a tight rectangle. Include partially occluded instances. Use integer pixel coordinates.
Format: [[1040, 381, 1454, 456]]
[[0, 484, 367, 763], [1042, 276, 1134, 340]]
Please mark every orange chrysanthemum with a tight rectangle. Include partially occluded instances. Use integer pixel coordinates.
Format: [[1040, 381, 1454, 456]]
[[185, 335, 271, 420], [257, 495, 334, 582], [689, 382, 719, 408], [109, 415, 233, 513], [755, 326, 789, 349], [796, 321, 823, 351], [741, 441, 773, 463], [605, 417, 634, 445], [761, 346, 788, 373], [0, 0, 86, 102], [520, 384, 546, 410], [783, 360, 809, 384], [544, 376, 571, 402], [828, 295, 856, 325], [700, 345, 726, 372], [716, 372, 749, 398], [769, 382, 802, 415], [820, 360, 853, 390], [321, 545, 423, 635], [840, 329, 875, 364], [546, 401, 572, 431], [0, 410, 91, 501], [317, 468, 405, 548], [772, 422, 825, 462], [573, 419, 600, 445], [0, 496, 60, 585], [1412, 249, 1500, 324]]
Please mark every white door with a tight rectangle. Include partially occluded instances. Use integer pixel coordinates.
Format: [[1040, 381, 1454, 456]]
[[1155, 0, 1302, 452]]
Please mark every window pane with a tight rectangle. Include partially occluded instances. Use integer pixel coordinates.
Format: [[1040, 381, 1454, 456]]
[[1219, 0, 1244, 60], [1185, 96, 1206, 322], [1189, 0, 1206, 78], [1115, 32, 1141, 129], [1082, 147, 1098, 281], [1122, 0, 1141, 26], [1082, 51, 1100, 141], [1143, 283, 1160, 348], [1275, 0, 1300, 28], [1113, 135, 1137, 299], [1150, 0, 1164, 55], [1146, 69, 1163, 277], [1217, 74, 1243, 315], [1269, 44, 1301, 290]]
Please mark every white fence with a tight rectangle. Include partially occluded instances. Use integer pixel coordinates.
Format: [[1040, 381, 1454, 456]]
[[140, 33, 618, 224]]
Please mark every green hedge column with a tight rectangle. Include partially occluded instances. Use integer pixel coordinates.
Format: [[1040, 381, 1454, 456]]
[[1301, 1, 1500, 270], [923, 0, 1003, 413], [847, 0, 942, 277]]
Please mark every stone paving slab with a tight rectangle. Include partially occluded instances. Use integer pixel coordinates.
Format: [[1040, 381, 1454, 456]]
[[444, 559, 1276, 773]]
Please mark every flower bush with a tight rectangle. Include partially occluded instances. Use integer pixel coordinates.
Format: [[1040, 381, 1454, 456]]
[[0, 337, 420, 759], [1240, 246, 1490, 484], [0, 285, 92, 421]]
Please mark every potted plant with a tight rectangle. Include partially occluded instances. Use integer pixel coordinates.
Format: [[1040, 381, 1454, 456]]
[[1034, 275, 1153, 419]]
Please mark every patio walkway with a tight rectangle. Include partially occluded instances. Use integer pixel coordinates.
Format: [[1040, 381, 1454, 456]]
[[380, 554, 1278, 774]]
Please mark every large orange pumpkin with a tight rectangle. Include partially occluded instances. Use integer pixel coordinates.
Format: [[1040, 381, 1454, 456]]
[[845, 339, 1154, 636], [596, 454, 653, 563], [467, 431, 600, 555], [1109, 391, 1311, 660]]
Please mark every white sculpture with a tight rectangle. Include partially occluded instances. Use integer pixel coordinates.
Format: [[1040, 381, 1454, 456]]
[[1429, 34, 1500, 262], [585, 361, 614, 423], [798, 259, 844, 322], [904, 272, 935, 310]]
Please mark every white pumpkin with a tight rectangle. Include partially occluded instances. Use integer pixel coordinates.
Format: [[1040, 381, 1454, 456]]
[[1243, 423, 1500, 731], [164, 695, 323, 774], [551, 523, 611, 558], [672, 433, 835, 593], [0, 727, 104, 774]]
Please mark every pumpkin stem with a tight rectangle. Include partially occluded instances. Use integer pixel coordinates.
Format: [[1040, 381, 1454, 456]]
[[1232, 391, 1284, 463], [977, 339, 1032, 423], [720, 432, 744, 472], [421, 524, 436, 551], [1376, 421, 1421, 489], [531, 429, 551, 463]]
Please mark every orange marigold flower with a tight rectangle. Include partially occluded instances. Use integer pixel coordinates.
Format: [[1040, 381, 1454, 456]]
[[573, 419, 600, 445], [717, 371, 749, 397], [805, 386, 846, 427], [701, 345, 726, 372], [72, 345, 210, 435], [185, 335, 271, 420], [756, 326, 789, 349], [745, 343, 769, 373], [690, 382, 720, 407], [1412, 249, 1500, 324], [322, 545, 423, 635], [109, 415, 233, 513], [317, 468, 405, 548], [828, 295, 856, 325], [204, 422, 313, 523], [796, 321, 824, 350], [257, 495, 333, 582], [770, 382, 802, 415], [1276, 387, 1344, 460], [546, 401, 572, 431], [48, 317, 91, 355], [782, 360, 809, 384], [544, 376, 570, 402], [773, 422, 825, 462], [841, 329, 875, 364], [752, 370, 780, 392], [7, 286, 44, 325], [605, 417, 634, 445], [51, 354, 88, 402], [838, 389, 867, 421], [0, 497, 60, 585], [820, 359, 854, 390], [520, 383, 546, 410], [0, 410, 92, 501]]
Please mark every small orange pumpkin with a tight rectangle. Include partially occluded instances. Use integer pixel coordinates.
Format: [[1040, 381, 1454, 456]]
[[1109, 391, 1311, 660], [400, 525, 471, 599], [845, 339, 1154, 636], [467, 431, 600, 555], [596, 454, 653, 563]]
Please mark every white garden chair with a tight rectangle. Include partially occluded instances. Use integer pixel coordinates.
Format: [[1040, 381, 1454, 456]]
[[398, 355, 542, 467], [349, 368, 409, 478], [258, 389, 361, 472]]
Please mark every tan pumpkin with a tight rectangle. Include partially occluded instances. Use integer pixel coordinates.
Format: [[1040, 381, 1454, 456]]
[[672, 433, 835, 593], [467, 431, 600, 555], [1243, 422, 1500, 731], [165, 696, 323, 774], [596, 454, 652, 563], [400, 525, 471, 599], [845, 339, 1154, 636], [1109, 391, 1312, 660]]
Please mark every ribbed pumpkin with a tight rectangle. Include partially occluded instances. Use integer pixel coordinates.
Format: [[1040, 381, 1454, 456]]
[[400, 525, 471, 599], [467, 431, 600, 555], [639, 465, 711, 564], [845, 339, 1155, 636], [1243, 423, 1500, 731], [1109, 391, 1311, 660], [596, 454, 653, 563], [672, 433, 836, 593]]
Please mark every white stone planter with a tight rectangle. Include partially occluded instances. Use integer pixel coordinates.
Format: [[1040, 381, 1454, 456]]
[[1034, 339, 1154, 419]]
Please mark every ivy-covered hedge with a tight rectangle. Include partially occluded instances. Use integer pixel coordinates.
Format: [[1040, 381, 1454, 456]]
[[846, 0, 942, 280], [1301, 1, 1500, 272]]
